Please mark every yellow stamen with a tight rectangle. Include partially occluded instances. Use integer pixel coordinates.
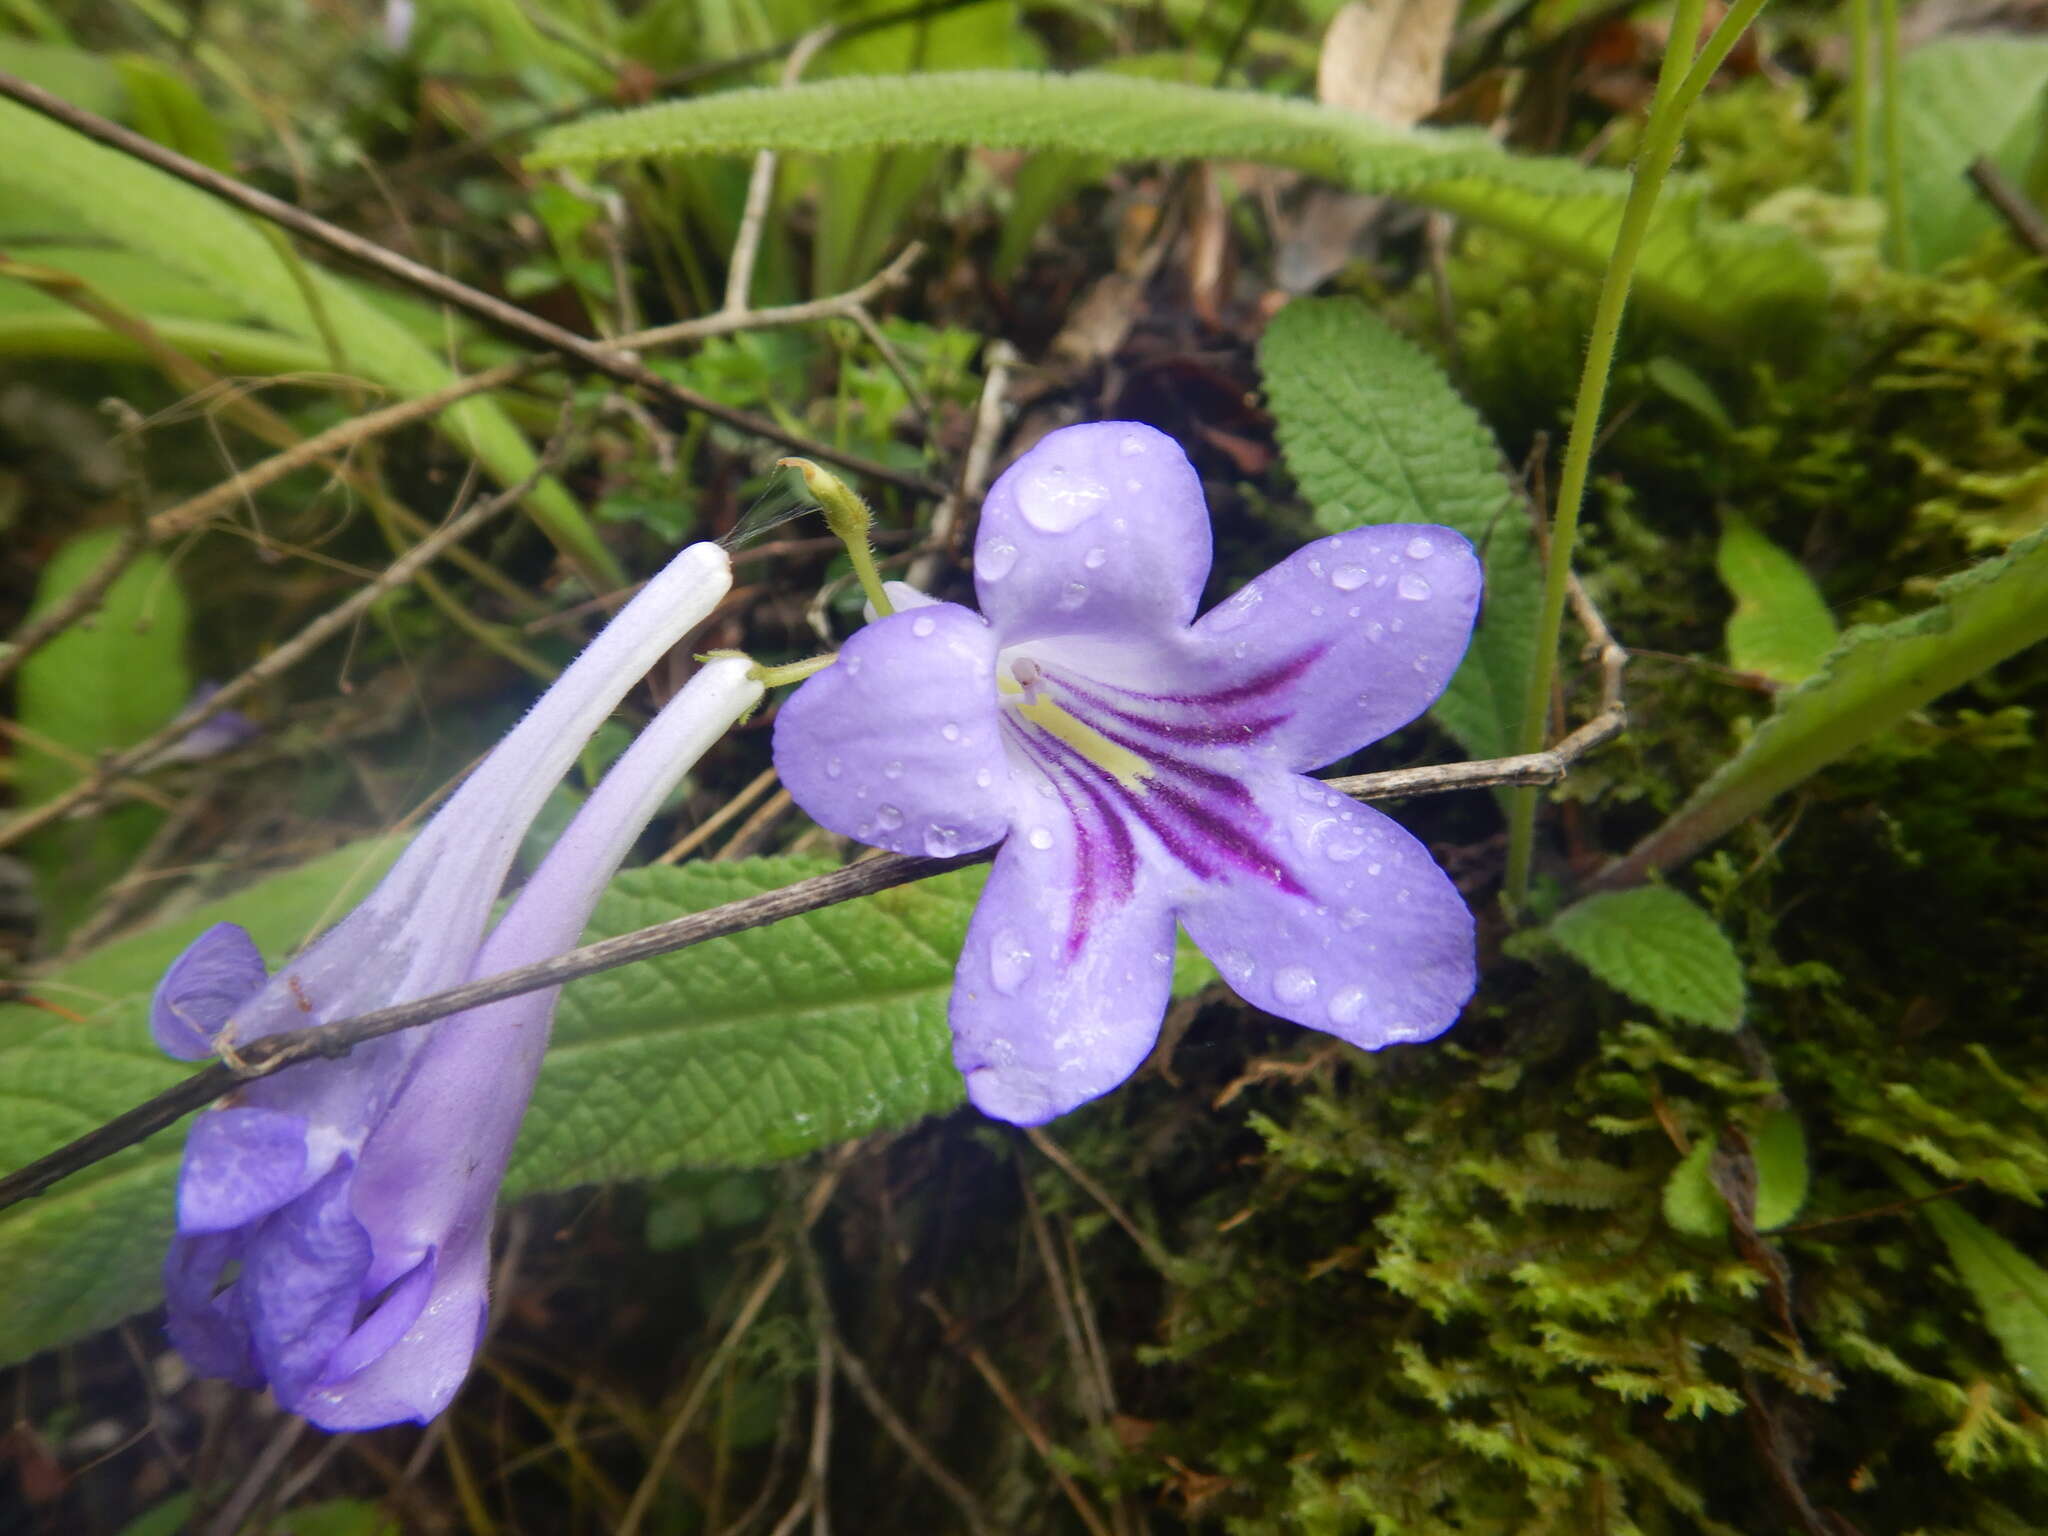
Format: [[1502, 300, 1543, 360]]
[[1014, 695, 1151, 791]]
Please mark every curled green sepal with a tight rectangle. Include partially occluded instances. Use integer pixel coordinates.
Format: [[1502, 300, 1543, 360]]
[[780, 457, 893, 619]]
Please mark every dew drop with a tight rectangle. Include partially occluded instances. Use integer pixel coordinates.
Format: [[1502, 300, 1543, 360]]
[[1331, 564, 1369, 591], [912, 614, 938, 636], [1383, 1023, 1424, 1044], [941, 722, 961, 742], [1406, 536, 1436, 560], [975, 767, 994, 789], [1310, 603, 1325, 617], [1366, 861, 1383, 876], [1397, 573, 1432, 601], [844, 654, 863, 675], [1329, 986, 1369, 1026], [1028, 826, 1055, 850], [1016, 465, 1109, 533], [1208, 587, 1262, 632], [884, 760, 904, 780], [990, 930, 1034, 994], [1233, 641, 1249, 658], [980, 539, 1019, 580], [876, 804, 904, 830], [924, 824, 963, 857], [1083, 546, 1108, 569], [1338, 907, 1369, 930], [1365, 621, 1385, 643], [1220, 948, 1255, 981], [825, 756, 842, 779], [1327, 840, 1364, 863], [1058, 580, 1089, 610], [1118, 432, 1147, 456], [1274, 966, 1318, 1004]]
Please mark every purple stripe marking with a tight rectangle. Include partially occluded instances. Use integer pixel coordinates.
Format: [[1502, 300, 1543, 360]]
[[1084, 644, 1329, 711], [1055, 675, 1290, 749]]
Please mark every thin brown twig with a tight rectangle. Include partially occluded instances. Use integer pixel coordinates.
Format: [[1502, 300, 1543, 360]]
[[1026, 1127, 1174, 1274], [725, 26, 837, 316], [0, 721, 1630, 1213], [1968, 155, 2048, 259], [657, 765, 780, 865], [0, 70, 943, 498], [0, 515, 149, 690], [908, 337, 1012, 592]]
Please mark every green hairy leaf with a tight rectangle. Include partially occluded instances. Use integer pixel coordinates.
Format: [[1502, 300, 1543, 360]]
[[1663, 1139, 1727, 1239], [1260, 297, 1540, 762], [1885, 37, 2048, 272], [1750, 1108, 1809, 1232], [1611, 526, 2048, 883], [0, 850, 1213, 1367], [1549, 886, 1746, 1032], [1895, 1164, 2048, 1408], [529, 71, 1827, 349], [0, 99, 616, 582], [1716, 511, 1837, 685]]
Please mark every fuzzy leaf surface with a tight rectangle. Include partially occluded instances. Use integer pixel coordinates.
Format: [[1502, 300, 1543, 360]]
[[1611, 526, 2048, 882], [529, 71, 1826, 348], [1260, 297, 1538, 762], [1886, 37, 2048, 271], [1549, 886, 1746, 1032], [1897, 1165, 2048, 1408]]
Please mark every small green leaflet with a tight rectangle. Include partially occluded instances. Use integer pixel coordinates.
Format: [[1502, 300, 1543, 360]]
[[15, 529, 191, 938], [1549, 886, 1746, 1032], [1260, 297, 1539, 765], [1662, 1109, 1808, 1240], [528, 70, 1827, 350], [1893, 1162, 2048, 1408], [1610, 525, 2048, 884], [1715, 512, 1837, 685]]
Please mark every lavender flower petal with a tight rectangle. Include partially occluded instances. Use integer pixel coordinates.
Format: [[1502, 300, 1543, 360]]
[[951, 832, 1178, 1124], [176, 1106, 314, 1233], [1186, 525, 1481, 771], [1178, 774, 1476, 1051], [242, 1162, 372, 1408], [302, 657, 764, 1429], [163, 1232, 259, 1387], [151, 921, 267, 1060], [975, 422, 1212, 642], [772, 604, 1013, 861]]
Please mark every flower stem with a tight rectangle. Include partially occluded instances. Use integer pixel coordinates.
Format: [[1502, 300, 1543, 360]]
[[1501, 0, 1714, 914], [745, 652, 839, 687], [1846, 0, 1873, 198], [780, 456, 895, 618]]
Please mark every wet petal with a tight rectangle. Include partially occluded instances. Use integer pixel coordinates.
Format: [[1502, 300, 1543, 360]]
[[773, 603, 1013, 859], [1177, 773, 1476, 1051], [177, 1106, 316, 1234], [244, 1162, 373, 1410], [952, 831, 1177, 1125], [975, 422, 1212, 641], [299, 1242, 488, 1431], [151, 922, 268, 1060], [1188, 524, 1480, 771], [317, 1250, 436, 1385]]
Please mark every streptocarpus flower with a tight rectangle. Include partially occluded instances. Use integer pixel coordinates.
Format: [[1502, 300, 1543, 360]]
[[772, 422, 1481, 1124], [153, 543, 759, 1428]]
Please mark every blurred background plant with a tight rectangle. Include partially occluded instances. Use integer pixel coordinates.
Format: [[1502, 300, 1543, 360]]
[[3, 0, 2048, 1530]]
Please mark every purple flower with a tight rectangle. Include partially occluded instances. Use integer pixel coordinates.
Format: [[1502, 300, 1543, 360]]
[[152, 544, 762, 1429], [772, 422, 1481, 1124]]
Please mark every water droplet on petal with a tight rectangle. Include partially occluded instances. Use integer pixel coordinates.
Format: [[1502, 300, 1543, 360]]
[[1406, 536, 1436, 560], [1329, 986, 1368, 1026], [1083, 546, 1108, 569], [826, 757, 842, 779], [980, 539, 1019, 580], [1016, 465, 1109, 533], [1338, 907, 1369, 930], [1332, 564, 1369, 591], [941, 722, 960, 742], [1327, 840, 1364, 863], [877, 804, 904, 830], [1397, 573, 1432, 601], [975, 767, 993, 789], [844, 654, 863, 675], [912, 615, 937, 636], [1119, 433, 1148, 456], [1365, 621, 1385, 643], [884, 760, 904, 779], [1209, 587, 1261, 632], [1221, 949, 1255, 982], [990, 930, 1034, 994], [1058, 581, 1089, 610], [924, 825, 962, 857], [1367, 862, 1383, 876], [1028, 826, 1055, 850], [1274, 966, 1318, 1004]]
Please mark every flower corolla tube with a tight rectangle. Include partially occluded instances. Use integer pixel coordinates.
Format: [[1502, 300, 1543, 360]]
[[773, 422, 1482, 1125], [151, 542, 762, 1429]]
